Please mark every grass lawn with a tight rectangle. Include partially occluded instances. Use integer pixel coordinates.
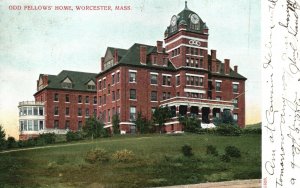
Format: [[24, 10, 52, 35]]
[[0, 133, 261, 188]]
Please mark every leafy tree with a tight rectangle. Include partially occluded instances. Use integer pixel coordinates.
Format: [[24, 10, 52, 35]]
[[135, 112, 151, 134], [0, 125, 6, 150], [112, 114, 120, 135], [179, 115, 201, 133], [213, 110, 235, 126], [152, 106, 172, 133], [83, 117, 108, 139]]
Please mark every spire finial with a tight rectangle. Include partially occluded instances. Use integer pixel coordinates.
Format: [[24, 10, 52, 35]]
[[185, 1, 188, 8]]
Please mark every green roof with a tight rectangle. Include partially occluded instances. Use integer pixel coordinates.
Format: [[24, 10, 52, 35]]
[[107, 47, 128, 61], [36, 70, 97, 94]]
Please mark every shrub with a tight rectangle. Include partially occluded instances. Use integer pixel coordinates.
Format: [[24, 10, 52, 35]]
[[6, 137, 17, 149], [220, 154, 231, 162], [206, 145, 218, 156], [85, 148, 110, 164], [181, 144, 193, 157], [242, 128, 261, 134], [66, 131, 83, 142], [112, 149, 135, 162], [216, 125, 241, 136], [39, 133, 56, 144], [225, 146, 241, 158]]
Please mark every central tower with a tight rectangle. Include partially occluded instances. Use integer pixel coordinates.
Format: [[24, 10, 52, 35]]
[[164, 1, 209, 70]]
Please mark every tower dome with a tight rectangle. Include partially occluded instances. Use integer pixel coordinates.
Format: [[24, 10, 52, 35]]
[[165, 1, 208, 38]]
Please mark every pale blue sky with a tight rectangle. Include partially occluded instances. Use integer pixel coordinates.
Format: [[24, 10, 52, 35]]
[[0, 0, 261, 138]]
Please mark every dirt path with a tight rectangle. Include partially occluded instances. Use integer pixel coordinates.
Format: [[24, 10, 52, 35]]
[[160, 179, 261, 188]]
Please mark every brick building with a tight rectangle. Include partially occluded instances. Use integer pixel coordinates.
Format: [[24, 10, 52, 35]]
[[96, 2, 246, 133], [18, 2, 246, 139], [18, 70, 97, 140]]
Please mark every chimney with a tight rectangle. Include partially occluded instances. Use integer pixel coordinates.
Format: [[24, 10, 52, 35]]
[[140, 45, 147, 64], [101, 57, 105, 71], [224, 59, 230, 75], [114, 49, 118, 64], [157, 41, 163, 53], [42, 75, 48, 85], [211, 49, 216, 60], [234, 65, 238, 73]]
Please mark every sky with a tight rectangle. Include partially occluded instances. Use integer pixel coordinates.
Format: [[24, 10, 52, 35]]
[[0, 0, 261, 138]]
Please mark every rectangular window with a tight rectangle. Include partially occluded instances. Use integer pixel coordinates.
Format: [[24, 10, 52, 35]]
[[99, 96, 102, 105], [150, 74, 158, 84], [200, 49, 203, 56], [117, 72, 120, 83], [99, 81, 102, 90], [167, 92, 171, 99], [65, 120, 70, 129], [216, 82, 221, 91], [186, 58, 189, 66], [200, 58, 203, 68], [112, 74, 115, 84], [24, 120, 27, 131], [65, 94, 70, 102], [86, 108, 90, 117], [39, 107, 43, 115], [78, 108, 82, 116], [163, 92, 166, 100], [195, 77, 199, 86], [34, 120, 38, 131], [233, 99, 238, 108], [130, 89, 136, 99], [233, 84, 239, 93], [130, 106, 136, 121], [191, 58, 194, 67], [78, 95, 82, 103], [200, 77, 203, 86], [54, 106, 59, 115], [85, 96, 89, 104], [28, 107, 32, 115], [233, 113, 238, 121], [117, 89, 120, 100], [176, 76, 180, 86], [66, 107, 70, 116], [39, 120, 44, 130], [191, 48, 194, 55], [151, 91, 157, 101], [103, 79, 106, 89], [163, 76, 171, 86], [23, 107, 27, 116], [112, 91, 115, 101], [191, 76, 194, 85], [108, 109, 111, 122], [93, 96, 97, 104], [54, 93, 59, 101], [28, 120, 33, 131], [186, 76, 190, 85], [186, 47, 190, 54], [195, 59, 199, 67], [54, 120, 59, 129], [129, 72, 136, 82], [33, 107, 38, 115], [108, 84, 110, 94]]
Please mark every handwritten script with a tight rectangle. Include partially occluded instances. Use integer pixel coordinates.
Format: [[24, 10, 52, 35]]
[[263, 0, 300, 187]]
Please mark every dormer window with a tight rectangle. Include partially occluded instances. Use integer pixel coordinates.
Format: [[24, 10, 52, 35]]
[[61, 77, 72, 89], [87, 80, 96, 91], [104, 59, 114, 70]]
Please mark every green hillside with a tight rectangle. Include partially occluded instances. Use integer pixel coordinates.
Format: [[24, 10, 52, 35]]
[[0, 134, 261, 187]]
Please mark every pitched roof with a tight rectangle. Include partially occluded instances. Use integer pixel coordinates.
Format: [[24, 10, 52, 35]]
[[36, 70, 97, 94], [107, 47, 128, 61]]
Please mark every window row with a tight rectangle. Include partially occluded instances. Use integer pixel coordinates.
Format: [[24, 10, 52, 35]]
[[99, 107, 120, 123], [186, 76, 203, 86], [54, 107, 96, 117], [61, 81, 96, 91], [19, 106, 44, 116], [186, 57, 203, 68], [53, 120, 83, 130], [20, 120, 44, 131], [185, 92, 204, 99], [98, 72, 120, 90], [54, 93, 97, 104], [171, 47, 180, 57], [186, 47, 204, 56]]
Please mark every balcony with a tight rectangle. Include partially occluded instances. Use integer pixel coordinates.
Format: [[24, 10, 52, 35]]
[[19, 101, 44, 106]]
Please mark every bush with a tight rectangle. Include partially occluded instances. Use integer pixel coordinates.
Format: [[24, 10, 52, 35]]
[[225, 146, 241, 158], [181, 144, 193, 157], [39, 133, 56, 144], [216, 125, 241, 136], [112, 149, 135, 162], [242, 128, 261, 134], [206, 145, 218, 156], [85, 148, 110, 164], [66, 131, 83, 142], [220, 154, 231, 162]]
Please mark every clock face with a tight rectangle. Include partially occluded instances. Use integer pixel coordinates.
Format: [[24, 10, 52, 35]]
[[191, 14, 199, 24], [170, 15, 177, 26]]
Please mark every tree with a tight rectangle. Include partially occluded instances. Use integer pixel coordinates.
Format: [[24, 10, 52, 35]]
[[6, 136, 16, 149], [112, 114, 120, 135], [135, 112, 150, 134], [179, 115, 201, 133], [152, 106, 172, 133], [0, 125, 6, 150], [83, 117, 108, 139], [213, 110, 235, 126]]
